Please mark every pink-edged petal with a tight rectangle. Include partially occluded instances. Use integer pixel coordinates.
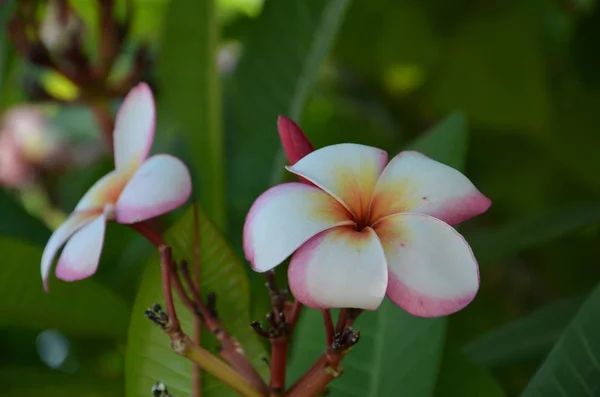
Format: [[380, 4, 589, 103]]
[[286, 143, 388, 222], [373, 213, 479, 318], [41, 211, 97, 289], [369, 151, 491, 225], [113, 82, 156, 173], [243, 182, 354, 273], [288, 225, 387, 310], [74, 170, 127, 213], [115, 154, 192, 224], [55, 214, 106, 282]]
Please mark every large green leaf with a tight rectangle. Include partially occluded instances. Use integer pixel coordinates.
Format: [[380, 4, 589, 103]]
[[0, 238, 129, 338], [227, 0, 351, 241], [159, 0, 225, 230], [435, 344, 506, 397], [465, 296, 584, 368], [466, 204, 600, 265], [288, 302, 446, 396], [125, 206, 267, 397], [521, 282, 600, 396], [0, 190, 50, 245]]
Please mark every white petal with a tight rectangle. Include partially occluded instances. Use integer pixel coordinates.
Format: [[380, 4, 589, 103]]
[[373, 213, 479, 317], [288, 226, 387, 310], [115, 154, 192, 224], [243, 182, 354, 273], [113, 82, 156, 172], [74, 170, 127, 213], [286, 143, 388, 222], [369, 151, 491, 225], [41, 211, 96, 289], [55, 214, 106, 282]]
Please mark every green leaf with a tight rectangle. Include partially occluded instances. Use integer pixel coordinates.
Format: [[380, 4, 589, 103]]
[[0, 366, 123, 397], [125, 206, 267, 397], [0, 190, 50, 245], [465, 296, 584, 368], [435, 344, 506, 397], [466, 204, 600, 265], [288, 301, 446, 396], [227, 0, 351, 241], [159, 0, 225, 230], [0, 238, 129, 338], [407, 111, 468, 170], [521, 282, 600, 397]]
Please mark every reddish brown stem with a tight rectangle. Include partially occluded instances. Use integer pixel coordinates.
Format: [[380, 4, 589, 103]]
[[286, 353, 342, 397], [159, 245, 181, 335], [269, 338, 288, 396], [130, 221, 165, 247], [322, 310, 334, 347], [287, 301, 303, 333]]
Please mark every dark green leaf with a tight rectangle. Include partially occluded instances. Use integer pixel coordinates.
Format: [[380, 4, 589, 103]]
[[288, 301, 446, 396], [125, 206, 267, 397], [521, 282, 600, 397], [0, 365, 123, 397], [466, 204, 600, 265], [407, 111, 468, 170], [0, 190, 50, 245], [435, 344, 506, 397], [465, 296, 584, 368], [159, 0, 225, 229], [0, 238, 129, 338], [228, 0, 351, 241]]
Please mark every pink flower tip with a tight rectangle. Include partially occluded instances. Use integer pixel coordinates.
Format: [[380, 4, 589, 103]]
[[277, 115, 315, 165]]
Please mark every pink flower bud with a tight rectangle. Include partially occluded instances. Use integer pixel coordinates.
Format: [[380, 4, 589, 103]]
[[277, 116, 314, 165]]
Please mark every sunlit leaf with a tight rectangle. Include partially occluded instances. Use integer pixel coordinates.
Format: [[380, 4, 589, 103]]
[[521, 282, 600, 396], [0, 238, 129, 338], [125, 206, 267, 397]]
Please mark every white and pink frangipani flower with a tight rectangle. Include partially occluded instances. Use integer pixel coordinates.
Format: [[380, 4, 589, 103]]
[[243, 144, 491, 317], [41, 83, 192, 289]]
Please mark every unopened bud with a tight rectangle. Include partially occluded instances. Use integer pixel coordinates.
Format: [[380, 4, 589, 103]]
[[277, 116, 314, 165]]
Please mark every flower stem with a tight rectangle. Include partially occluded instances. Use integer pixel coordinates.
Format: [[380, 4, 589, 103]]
[[322, 310, 334, 347], [269, 337, 287, 396]]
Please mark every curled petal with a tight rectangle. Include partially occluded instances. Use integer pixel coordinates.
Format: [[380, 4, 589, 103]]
[[113, 82, 156, 173], [115, 154, 192, 224], [287, 144, 388, 221], [277, 116, 314, 165], [288, 226, 387, 310], [244, 182, 354, 272], [373, 213, 479, 317], [55, 214, 106, 282], [74, 170, 127, 213], [41, 211, 97, 289], [369, 151, 491, 225]]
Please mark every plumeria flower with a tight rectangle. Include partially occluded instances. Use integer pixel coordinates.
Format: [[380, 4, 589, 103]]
[[244, 144, 491, 317], [41, 83, 192, 289]]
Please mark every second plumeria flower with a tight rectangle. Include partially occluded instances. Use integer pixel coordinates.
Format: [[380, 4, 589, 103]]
[[244, 143, 491, 317], [41, 83, 192, 289]]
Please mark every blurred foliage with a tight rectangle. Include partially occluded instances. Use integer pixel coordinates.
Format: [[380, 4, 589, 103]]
[[0, 0, 600, 395]]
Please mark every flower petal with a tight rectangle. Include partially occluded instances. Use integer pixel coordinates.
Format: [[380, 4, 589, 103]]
[[373, 213, 479, 317], [244, 182, 354, 272], [288, 226, 387, 310], [115, 154, 192, 224], [113, 82, 156, 172], [55, 214, 106, 282], [286, 144, 388, 222], [41, 211, 96, 289], [74, 170, 127, 212], [369, 151, 491, 225]]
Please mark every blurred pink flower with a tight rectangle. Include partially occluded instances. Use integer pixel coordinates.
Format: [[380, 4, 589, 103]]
[[41, 83, 192, 289], [244, 144, 491, 317]]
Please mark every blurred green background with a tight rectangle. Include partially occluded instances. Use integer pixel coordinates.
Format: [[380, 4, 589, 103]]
[[1, 0, 600, 396]]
